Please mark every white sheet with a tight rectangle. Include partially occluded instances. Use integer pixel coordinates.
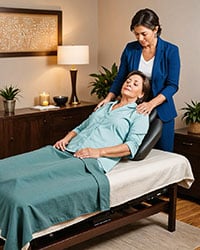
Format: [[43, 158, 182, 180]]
[[108, 149, 194, 207], [19, 149, 194, 249]]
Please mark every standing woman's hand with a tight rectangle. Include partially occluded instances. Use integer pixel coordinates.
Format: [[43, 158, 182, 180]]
[[137, 94, 166, 114], [95, 92, 116, 111], [95, 98, 109, 110], [136, 101, 154, 115]]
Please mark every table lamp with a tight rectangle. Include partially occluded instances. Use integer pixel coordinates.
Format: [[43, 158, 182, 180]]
[[57, 45, 89, 104]]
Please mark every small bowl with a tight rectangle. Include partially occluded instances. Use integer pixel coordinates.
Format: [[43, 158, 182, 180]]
[[53, 96, 68, 107]]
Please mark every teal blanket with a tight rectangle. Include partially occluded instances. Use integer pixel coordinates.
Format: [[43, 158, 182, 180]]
[[0, 146, 110, 250]]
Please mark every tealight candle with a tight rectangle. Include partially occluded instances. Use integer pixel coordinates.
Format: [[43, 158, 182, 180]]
[[39, 92, 50, 106]]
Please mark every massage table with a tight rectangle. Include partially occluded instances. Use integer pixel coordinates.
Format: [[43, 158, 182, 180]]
[[0, 148, 192, 250]]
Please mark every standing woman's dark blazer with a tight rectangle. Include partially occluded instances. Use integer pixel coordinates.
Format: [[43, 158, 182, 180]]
[[110, 37, 181, 122]]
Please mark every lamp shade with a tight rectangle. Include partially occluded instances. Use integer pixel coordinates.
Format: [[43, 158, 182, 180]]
[[57, 45, 89, 65]]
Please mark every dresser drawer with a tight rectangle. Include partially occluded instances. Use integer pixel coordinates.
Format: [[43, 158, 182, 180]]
[[174, 128, 200, 200], [174, 135, 200, 157], [50, 110, 90, 131], [48, 104, 95, 144], [51, 113, 75, 130]]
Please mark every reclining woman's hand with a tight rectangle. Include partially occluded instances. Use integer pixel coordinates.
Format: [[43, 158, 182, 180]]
[[54, 131, 77, 151], [54, 138, 69, 151], [74, 148, 100, 159]]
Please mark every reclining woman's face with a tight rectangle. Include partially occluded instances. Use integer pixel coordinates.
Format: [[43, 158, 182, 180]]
[[121, 74, 144, 100]]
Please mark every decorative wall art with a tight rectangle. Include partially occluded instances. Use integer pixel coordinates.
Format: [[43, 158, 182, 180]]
[[0, 7, 62, 57]]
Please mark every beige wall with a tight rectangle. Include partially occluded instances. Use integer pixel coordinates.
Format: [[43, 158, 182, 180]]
[[0, 0, 98, 110], [0, 0, 199, 129], [98, 0, 200, 128]]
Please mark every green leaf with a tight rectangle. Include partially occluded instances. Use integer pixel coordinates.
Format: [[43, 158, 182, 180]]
[[0, 85, 21, 100], [181, 100, 200, 124], [88, 63, 118, 99]]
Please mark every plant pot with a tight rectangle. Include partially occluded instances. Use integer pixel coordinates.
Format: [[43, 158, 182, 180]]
[[3, 99, 16, 114], [187, 122, 200, 135]]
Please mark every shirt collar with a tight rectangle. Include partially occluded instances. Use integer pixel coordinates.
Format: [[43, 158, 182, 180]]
[[109, 101, 137, 110]]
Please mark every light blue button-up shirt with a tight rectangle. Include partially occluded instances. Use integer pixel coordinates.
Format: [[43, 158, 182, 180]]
[[66, 101, 149, 172]]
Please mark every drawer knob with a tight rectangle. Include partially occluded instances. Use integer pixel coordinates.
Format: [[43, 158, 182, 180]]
[[63, 116, 72, 120], [182, 142, 193, 146]]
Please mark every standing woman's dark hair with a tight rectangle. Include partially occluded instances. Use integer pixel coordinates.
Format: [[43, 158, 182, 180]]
[[130, 8, 162, 36]]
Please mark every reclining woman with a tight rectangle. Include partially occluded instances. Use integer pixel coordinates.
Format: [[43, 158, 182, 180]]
[[0, 70, 150, 250], [54, 69, 150, 172]]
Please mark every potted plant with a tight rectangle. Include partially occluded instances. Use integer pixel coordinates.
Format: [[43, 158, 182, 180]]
[[0, 85, 21, 114], [89, 63, 118, 99], [181, 100, 200, 134]]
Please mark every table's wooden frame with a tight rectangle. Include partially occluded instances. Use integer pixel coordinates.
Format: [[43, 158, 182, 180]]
[[25, 183, 177, 250]]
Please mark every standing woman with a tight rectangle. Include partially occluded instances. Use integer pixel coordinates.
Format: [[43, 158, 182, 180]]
[[97, 8, 180, 152]]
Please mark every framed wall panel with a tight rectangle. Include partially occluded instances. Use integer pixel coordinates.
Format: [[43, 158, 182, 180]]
[[0, 7, 62, 57]]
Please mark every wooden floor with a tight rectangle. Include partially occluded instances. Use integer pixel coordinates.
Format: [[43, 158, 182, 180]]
[[176, 197, 200, 228]]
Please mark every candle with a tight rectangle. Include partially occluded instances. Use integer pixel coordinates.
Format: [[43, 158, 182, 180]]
[[39, 92, 50, 106]]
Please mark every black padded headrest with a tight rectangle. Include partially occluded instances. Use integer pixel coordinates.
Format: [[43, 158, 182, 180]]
[[133, 109, 162, 161], [149, 108, 157, 123]]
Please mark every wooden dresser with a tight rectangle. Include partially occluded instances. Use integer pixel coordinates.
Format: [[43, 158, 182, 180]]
[[0, 102, 96, 159], [174, 128, 200, 200]]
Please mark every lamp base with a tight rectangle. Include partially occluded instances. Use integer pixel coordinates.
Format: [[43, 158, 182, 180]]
[[69, 69, 80, 105], [69, 96, 80, 105]]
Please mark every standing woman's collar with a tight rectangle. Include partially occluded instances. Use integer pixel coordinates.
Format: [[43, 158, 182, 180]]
[[156, 37, 164, 51]]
